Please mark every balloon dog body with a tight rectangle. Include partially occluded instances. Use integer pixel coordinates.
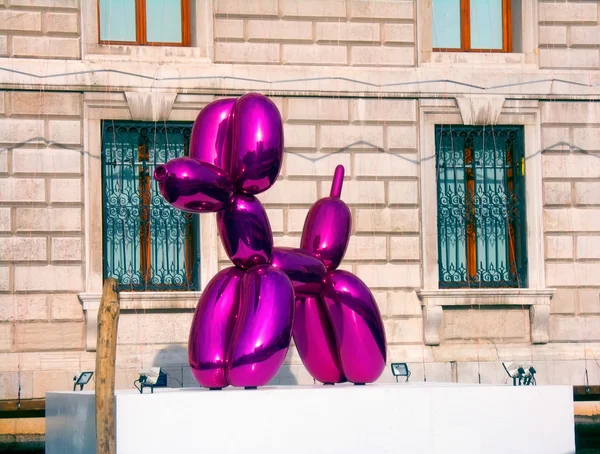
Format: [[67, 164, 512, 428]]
[[154, 93, 387, 388]]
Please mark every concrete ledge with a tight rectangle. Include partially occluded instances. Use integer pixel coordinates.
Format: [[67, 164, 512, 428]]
[[417, 288, 555, 346], [78, 292, 201, 351]]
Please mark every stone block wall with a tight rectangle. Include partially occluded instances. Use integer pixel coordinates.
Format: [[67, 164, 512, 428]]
[[538, 0, 600, 69], [0, 1, 80, 59], [213, 0, 415, 66], [0, 91, 86, 398], [1, 0, 600, 399], [542, 101, 600, 340]]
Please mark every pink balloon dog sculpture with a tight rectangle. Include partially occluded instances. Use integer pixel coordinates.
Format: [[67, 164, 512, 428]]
[[154, 93, 387, 389]]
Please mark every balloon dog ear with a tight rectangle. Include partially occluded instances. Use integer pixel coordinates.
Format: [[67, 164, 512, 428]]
[[228, 93, 284, 195], [189, 98, 236, 172]]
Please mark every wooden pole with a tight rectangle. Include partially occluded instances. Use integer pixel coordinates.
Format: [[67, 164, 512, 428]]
[[96, 278, 120, 454]]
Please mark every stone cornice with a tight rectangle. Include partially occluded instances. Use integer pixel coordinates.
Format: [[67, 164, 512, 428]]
[[0, 58, 598, 99]]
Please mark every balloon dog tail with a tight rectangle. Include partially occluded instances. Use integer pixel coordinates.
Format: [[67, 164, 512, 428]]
[[329, 165, 345, 198]]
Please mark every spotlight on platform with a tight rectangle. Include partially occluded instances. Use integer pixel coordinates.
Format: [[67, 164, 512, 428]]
[[391, 363, 411, 383], [73, 371, 94, 391], [503, 362, 536, 386], [134, 367, 167, 394]]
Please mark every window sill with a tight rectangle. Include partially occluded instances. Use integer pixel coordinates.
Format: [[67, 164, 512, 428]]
[[416, 288, 555, 346], [421, 51, 537, 69], [83, 43, 211, 63], [78, 291, 201, 351]]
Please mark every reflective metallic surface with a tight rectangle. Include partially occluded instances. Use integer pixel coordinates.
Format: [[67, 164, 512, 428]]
[[329, 164, 345, 198], [189, 98, 236, 171], [156, 95, 388, 388], [227, 265, 294, 387], [293, 295, 346, 384], [154, 157, 234, 213], [230, 93, 283, 195], [188, 267, 243, 389], [300, 169, 351, 271], [217, 194, 273, 270], [322, 270, 387, 384], [271, 247, 327, 295]]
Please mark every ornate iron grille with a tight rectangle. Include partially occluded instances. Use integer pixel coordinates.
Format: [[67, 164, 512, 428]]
[[435, 125, 527, 288], [101, 121, 199, 291]]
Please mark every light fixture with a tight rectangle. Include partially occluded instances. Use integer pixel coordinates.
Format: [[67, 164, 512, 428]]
[[134, 367, 167, 394], [502, 362, 536, 386], [73, 371, 94, 391], [390, 363, 411, 383]]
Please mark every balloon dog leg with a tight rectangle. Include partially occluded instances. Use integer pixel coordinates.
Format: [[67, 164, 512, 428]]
[[293, 295, 346, 385], [226, 265, 295, 388], [322, 270, 387, 384], [188, 267, 243, 389]]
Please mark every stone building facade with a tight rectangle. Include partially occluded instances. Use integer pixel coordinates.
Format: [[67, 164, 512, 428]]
[[0, 0, 599, 399]]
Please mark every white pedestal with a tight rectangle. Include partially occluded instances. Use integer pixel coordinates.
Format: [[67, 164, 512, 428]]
[[46, 383, 575, 454]]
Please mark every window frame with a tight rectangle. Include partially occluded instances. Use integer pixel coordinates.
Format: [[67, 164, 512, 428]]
[[97, 0, 191, 47], [434, 125, 527, 289], [100, 120, 199, 292], [416, 100, 552, 346], [432, 0, 512, 53]]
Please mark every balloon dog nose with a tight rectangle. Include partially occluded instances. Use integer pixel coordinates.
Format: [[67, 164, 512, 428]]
[[154, 165, 168, 182]]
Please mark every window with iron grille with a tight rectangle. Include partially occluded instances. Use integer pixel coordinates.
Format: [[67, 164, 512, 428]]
[[101, 121, 199, 291], [435, 125, 527, 288]]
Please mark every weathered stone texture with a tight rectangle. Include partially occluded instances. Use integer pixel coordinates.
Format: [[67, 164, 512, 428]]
[[44, 12, 79, 34], [287, 98, 349, 122], [215, 0, 278, 16], [385, 318, 423, 344], [546, 235, 574, 260], [214, 42, 280, 64], [16, 208, 82, 232], [8, 92, 81, 116], [49, 179, 82, 203], [14, 322, 84, 352], [12, 148, 81, 174], [117, 313, 194, 345], [213, 0, 415, 66], [248, 20, 313, 42], [549, 316, 600, 342], [51, 237, 82, 261], [390, 236, 420, 260], [543, 182, 572, 206], [14, 265, 83, 292], [442, 308, 530, 343], [0, 237, 47, 262], [12, 36, 80, 59], [0, 0, 79, 58], [48, 294, 83, 321], [0, 208, 10, 233], [0, 371, 33, 400], [356, 263, 421, 288], [0, 324, 13, 351], [551, 289, 576, 315], [0, 295, 48, 322], [539, 2, 598, 23], [0, 179, 45, 203]]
